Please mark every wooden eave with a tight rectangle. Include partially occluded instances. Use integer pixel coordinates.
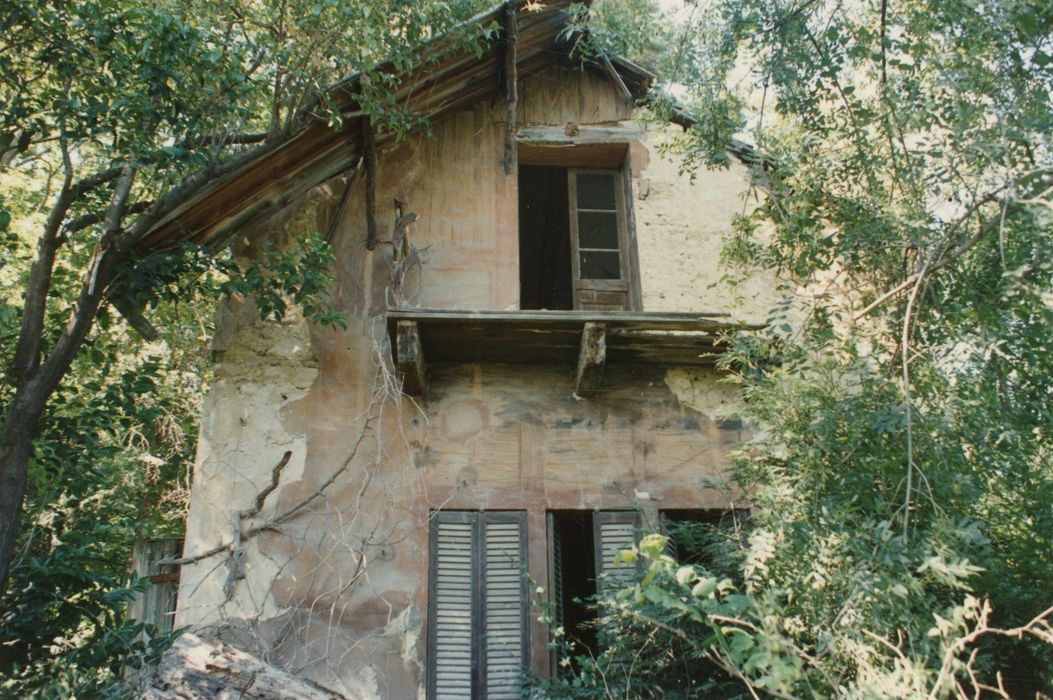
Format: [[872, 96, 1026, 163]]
[[132, 0, 767, 256], [386, 308, 763, 395], [136, 0, 653, 254]]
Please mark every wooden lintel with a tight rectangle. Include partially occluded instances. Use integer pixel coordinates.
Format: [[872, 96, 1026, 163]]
[[575, 322, 607, 397], [396, 320, 427, 397], [502, 3, 518, 174], [515, 125, 643, 145], [363, 117, 378, 250], [148, 571, 181, 584]]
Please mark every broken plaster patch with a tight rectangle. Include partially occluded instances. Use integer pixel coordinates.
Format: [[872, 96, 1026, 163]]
[[384, 605, 423, 676], [664, 368, 744, 424]]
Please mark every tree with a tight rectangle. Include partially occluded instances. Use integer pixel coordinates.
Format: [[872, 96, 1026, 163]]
[[0, 0, 492, 593], [545, 0, 1053, 696]]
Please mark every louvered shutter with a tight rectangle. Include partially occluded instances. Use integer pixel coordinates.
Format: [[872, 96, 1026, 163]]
[[482, 513, 528, 699], [429, 513, 477, 699], [429, 512, 528, 700], [593, 511, 640, 595]]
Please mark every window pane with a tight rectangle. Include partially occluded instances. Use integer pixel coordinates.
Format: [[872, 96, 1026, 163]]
[[577, 212, 619, 249], [576, 173, 616, 210], [579, 250, 621, 280]]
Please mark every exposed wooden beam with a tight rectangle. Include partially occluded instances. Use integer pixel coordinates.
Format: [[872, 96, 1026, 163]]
[[516, 125, 643, 145], [324, 157, 363, 244], [575, 322, 607, 396], [600, 53, 634, 103], [396, 320, 427, 397], [502, 3, 518, 175], [387, 307, 745, 327], [363, 117, 378, 250], [111, 295, 160, 342]]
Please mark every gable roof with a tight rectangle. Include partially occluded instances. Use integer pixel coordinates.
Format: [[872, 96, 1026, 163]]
[[139, 0, 665, 253]]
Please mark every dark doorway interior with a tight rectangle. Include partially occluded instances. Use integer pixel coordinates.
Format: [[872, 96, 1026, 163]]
[[519, 165, 573, 310], [549, 510, 598, 669]]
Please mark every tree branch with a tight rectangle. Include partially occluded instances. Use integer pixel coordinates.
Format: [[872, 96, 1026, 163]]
[[60, 200, 152, 240], [854, 195, 1013, 321], [11, 140, 74, 380]]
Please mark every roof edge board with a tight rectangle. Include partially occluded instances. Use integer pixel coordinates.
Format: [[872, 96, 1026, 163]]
[[138, 0, 765, 251]]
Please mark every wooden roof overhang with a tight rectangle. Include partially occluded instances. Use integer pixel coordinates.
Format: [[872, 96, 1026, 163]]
[[386, 308, 764, 397], [135, 0, 660, 254]]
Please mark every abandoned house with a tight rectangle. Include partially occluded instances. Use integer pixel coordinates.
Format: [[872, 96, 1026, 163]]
[[141, 1, 788, 697]]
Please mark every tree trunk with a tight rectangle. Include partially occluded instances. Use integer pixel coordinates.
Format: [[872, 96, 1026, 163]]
[[0, 245, 117, 592], [0, 394, 46, 590], [0, 148, 268, 592], [140, 633, 343, 699]]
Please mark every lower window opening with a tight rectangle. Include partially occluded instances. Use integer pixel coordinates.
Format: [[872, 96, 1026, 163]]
[[661, 509, 749, 570], [549, 510, 598, 671]]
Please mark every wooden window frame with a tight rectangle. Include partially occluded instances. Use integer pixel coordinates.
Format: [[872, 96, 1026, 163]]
[[568, 169, 635, 311], [516, 139, 644, 312], [427, 510, 530, 699], [568, 168, 629, 281]]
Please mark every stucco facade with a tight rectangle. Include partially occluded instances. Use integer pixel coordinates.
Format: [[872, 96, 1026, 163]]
[[174, 61, 784, 698]]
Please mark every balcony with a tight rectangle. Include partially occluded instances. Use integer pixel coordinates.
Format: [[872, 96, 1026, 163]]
[[386, 307, 763, 397]]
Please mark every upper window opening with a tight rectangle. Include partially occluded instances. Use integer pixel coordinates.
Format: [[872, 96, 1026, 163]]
[[518, 166, 573, 310], [518, 157, 637, 311]]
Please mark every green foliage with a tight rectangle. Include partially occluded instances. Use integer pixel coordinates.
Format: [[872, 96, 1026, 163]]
[[0, 330, 202, 695], [0, 186, 344, 696], [1, 0, 496, 692], [218, 234, 346, 329], [1, 551, 180, 698], [550, 0, 1053, 697]]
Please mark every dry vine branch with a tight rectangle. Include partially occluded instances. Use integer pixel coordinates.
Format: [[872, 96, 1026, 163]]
[[899, 263, 926, 541], [853, 191, 1016, 321], [926, 599, 1053, 700]]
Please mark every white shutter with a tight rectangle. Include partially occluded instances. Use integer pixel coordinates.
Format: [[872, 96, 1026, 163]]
[[595, 512, 640, 594], [431, 517, 476, 699], [483, 514, 526, 699]]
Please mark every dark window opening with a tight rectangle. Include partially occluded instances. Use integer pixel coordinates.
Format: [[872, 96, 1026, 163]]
[[518, 165, 573, 310], [549, 510, 598, 669], [548, 510, 640, 676], [661, 509, 748, 569]]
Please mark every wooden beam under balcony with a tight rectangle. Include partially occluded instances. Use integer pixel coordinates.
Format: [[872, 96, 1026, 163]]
[[575, 322, 607, 396], [396, 320, 427, 397], [386, 308, 763, 379]]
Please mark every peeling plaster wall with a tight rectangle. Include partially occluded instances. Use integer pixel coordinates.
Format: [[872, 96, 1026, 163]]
[[176, 66, 788, 698], [177, 300, 318, 627], [633, 128, 783, 324]]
